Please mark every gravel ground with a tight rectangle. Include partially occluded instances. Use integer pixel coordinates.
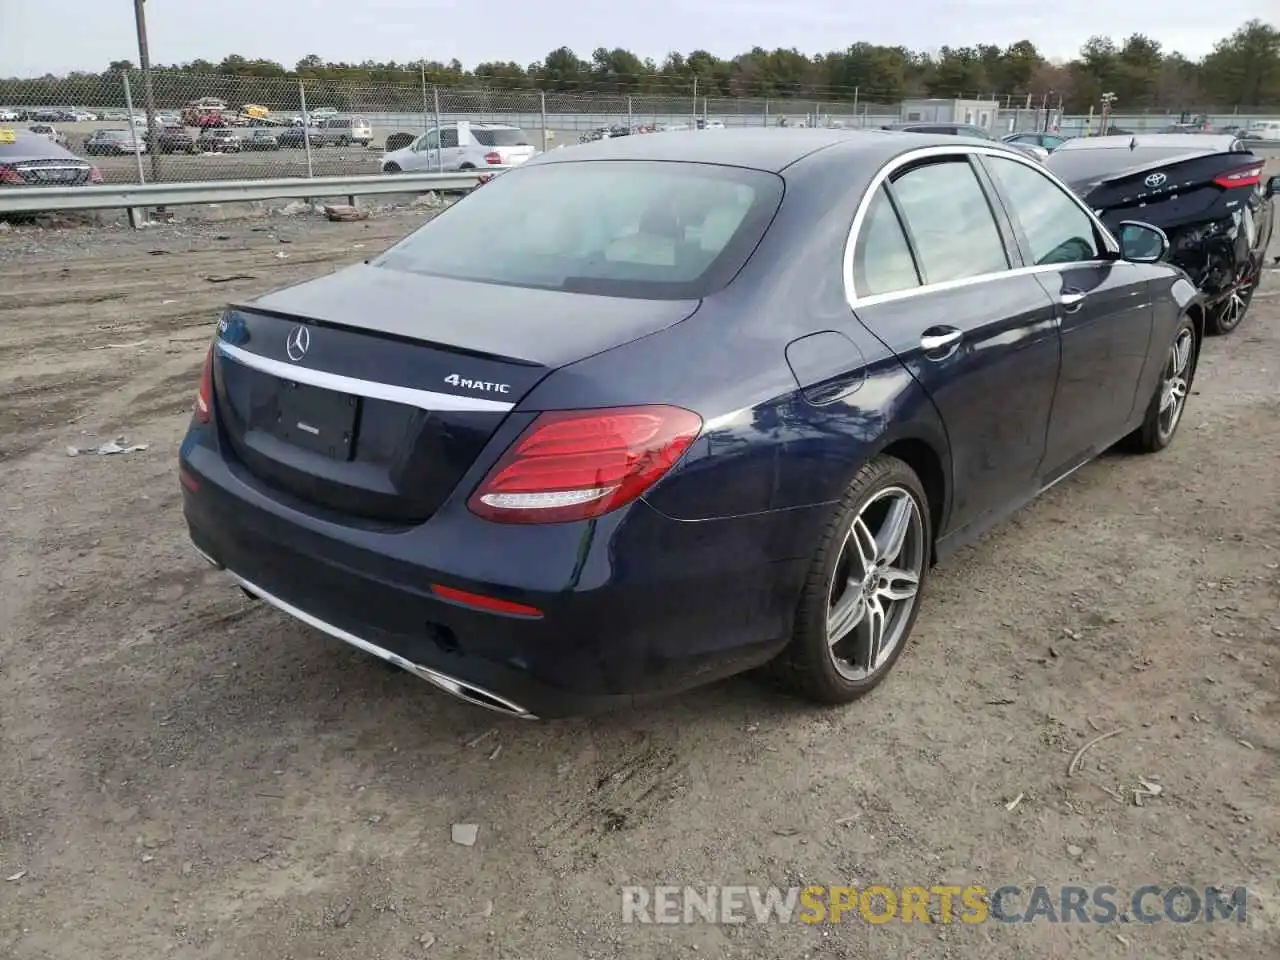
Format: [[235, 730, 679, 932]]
[[0, 200, 1278, 960]]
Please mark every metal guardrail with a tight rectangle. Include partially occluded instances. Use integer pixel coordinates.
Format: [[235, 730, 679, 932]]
[[0, 169, 505, 218]]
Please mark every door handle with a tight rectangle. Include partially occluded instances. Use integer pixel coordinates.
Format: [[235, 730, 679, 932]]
[[920, 328, 963, 355], [1060, 289, 1087, 312]]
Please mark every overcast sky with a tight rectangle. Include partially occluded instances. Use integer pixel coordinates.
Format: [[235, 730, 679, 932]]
[[1, 0, 1271, 77]]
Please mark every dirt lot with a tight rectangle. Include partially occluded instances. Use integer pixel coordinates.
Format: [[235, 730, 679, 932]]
[[1, 200, 1278, 960]]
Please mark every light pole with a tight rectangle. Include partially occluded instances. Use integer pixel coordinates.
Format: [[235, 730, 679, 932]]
[[133, 0, 161, 181]]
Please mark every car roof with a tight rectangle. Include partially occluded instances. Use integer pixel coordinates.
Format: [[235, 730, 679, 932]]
[[1056, 133, 1242, 153], [533, 128, 944, 173]]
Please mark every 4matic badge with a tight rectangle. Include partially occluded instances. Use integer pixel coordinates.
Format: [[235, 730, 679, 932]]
[[444, 373, 511, 394]]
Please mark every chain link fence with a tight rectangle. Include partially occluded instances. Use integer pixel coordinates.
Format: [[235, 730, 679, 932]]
[[3, 70, 1278, 185]]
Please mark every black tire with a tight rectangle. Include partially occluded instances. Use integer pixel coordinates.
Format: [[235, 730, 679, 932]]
[[772, 455, 933, 705], [383, 162, 401, 173], [459, 163, 476, 170], [1124, 313, 1198, 454], [1206, 264, 1258, 336]]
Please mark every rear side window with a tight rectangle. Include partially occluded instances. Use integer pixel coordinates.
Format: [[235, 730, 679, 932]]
[[439, 128, 459, 148], [889, 159, 1009, 284], [375, 160, 784, 300], [984, 156, 1100, 265], [853, 187, 920, 297], [472, 128, 530, 147]]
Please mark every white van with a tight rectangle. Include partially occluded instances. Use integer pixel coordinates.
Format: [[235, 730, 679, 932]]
[[321, 116, 373, 147]]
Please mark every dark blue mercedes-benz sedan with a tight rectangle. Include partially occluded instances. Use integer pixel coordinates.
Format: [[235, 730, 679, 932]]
[[180, 129, 1205, 719]]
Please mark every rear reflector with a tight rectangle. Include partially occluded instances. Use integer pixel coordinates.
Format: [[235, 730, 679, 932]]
[[179, 467, 200, 492], [468, 405, 703, 524], [195, 343, 214, 423], [1214, 163, 1263, 189], [430, 583, 543, 618]]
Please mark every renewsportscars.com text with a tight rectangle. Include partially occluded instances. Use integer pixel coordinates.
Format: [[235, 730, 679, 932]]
[[621, 884, 1249, 925]]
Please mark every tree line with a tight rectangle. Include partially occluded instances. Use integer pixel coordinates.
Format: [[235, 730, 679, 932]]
[[3, 19, 1277, 114]]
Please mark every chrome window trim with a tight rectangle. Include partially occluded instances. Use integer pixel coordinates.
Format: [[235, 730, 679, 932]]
[[216, 341, 516, 414], [843, 144, 1121, 309]]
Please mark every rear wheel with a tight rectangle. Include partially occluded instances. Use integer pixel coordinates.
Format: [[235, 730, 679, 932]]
[[773, 456, 932, 705], [383, 162, 401, 173], [1207, 262, 1258, 336], [1125, 315, 1197, 453]]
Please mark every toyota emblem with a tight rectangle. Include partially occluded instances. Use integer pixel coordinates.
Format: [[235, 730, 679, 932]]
[[285, 325, 311, 362], [1144, 172, 1167, 188]]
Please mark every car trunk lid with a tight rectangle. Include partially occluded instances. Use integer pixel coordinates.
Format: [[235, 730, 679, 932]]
[[1055, 148, 1262, 230], [212, 265, 699, 523]]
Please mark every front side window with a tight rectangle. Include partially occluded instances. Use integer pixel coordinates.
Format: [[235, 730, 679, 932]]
[[853, 187, 920, 297], [375, 160, 784, 300], [984, 156, 1100, 265], [889, 158, 1009, 284]]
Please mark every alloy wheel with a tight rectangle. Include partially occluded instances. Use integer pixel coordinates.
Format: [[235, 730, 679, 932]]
[[826, 486, 926, 681], [1157, 327, 1194, 439], [1214, 265, 1258, 333]]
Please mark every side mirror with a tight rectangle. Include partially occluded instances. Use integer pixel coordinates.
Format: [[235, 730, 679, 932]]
[[1268, 175, 1280, 198], [1117, 221, 1169, 264]]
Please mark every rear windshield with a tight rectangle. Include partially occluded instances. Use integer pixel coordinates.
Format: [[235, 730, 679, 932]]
[[471, 128, 531, 147], [375, 160, 783, 300]]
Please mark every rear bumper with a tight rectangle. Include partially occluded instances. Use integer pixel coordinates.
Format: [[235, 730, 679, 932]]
[[180, 439, 824, 719]]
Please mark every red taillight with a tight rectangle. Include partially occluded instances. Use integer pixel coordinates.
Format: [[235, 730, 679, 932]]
[[483, 151, 502, 165], [430, 584, 543, 618], [0, 164, 22, 184], [1213, 163, 1263, 189], [468, 405, 703, 524], [89, 167, 103, 184], [195, 344, 214, 423]]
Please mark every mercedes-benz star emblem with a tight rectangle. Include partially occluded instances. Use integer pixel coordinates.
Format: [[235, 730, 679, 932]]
[[1144, 172, 1167, 188], [285, 325, 310, 362]]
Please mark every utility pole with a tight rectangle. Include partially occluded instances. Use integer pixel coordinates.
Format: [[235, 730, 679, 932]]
[[1098, 91, 1117, 136], [133, 0, 161, 182]]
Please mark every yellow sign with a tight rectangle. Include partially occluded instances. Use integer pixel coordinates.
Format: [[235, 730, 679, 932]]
[[0, 128, 16, 144]]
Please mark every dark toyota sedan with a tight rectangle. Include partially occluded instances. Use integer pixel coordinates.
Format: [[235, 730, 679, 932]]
[[1046, 134, 1277, 336], [180, 130, 1205, 718]]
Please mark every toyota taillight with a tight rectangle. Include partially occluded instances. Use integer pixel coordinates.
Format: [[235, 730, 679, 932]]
[[194, 344, 214, 423], [89, 166, 103, 184], [0, 165, 22, 184], [468, 405, 703, 524], [1213, 163, 1264, 189], [484, 151, 502, 164]]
